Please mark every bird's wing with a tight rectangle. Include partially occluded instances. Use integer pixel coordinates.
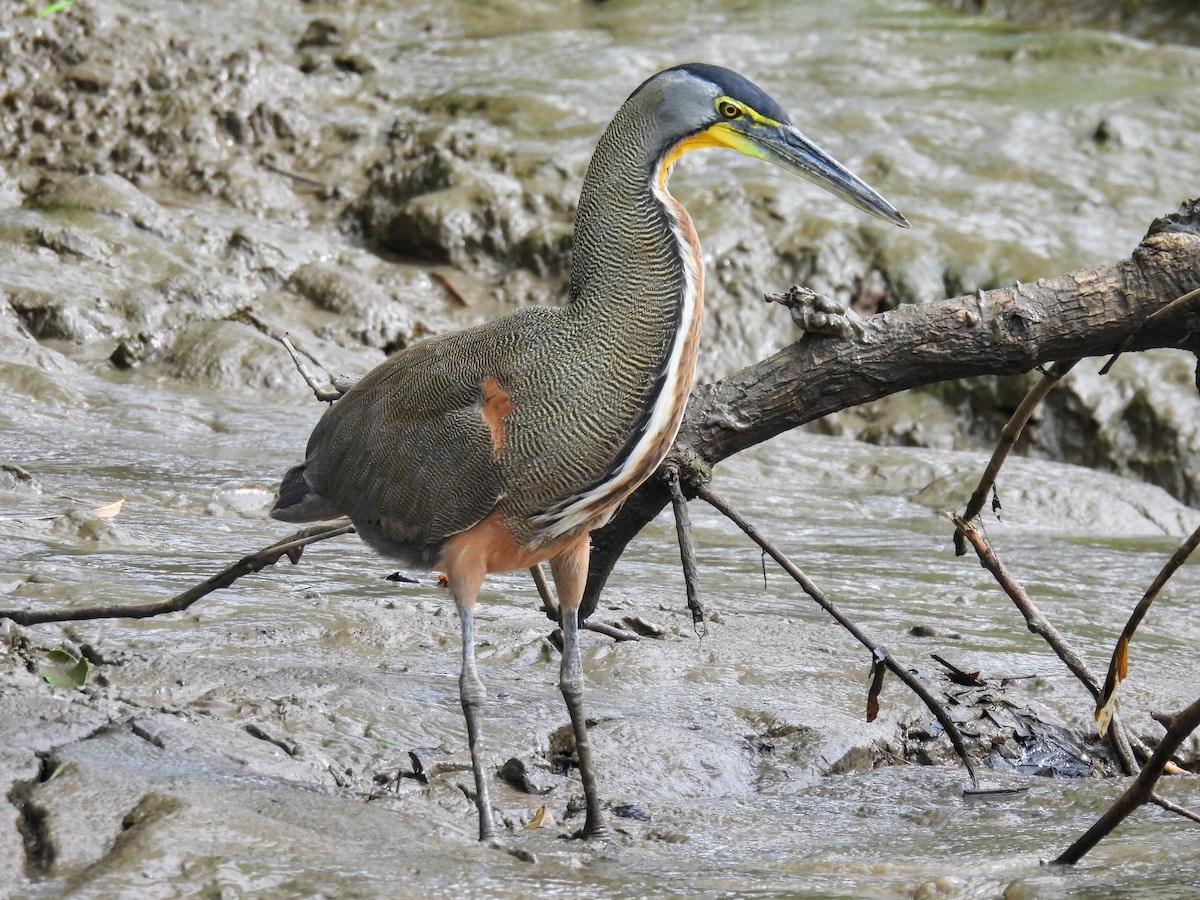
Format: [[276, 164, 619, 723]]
[[302, 324, 519, 557]]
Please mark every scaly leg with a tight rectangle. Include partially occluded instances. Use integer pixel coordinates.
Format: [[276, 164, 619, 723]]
[[450, 570, 496, 841], [550, 535, 607, 838]]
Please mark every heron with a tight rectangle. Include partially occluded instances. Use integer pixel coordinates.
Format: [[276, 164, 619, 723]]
[[272, 63, 908, 841]]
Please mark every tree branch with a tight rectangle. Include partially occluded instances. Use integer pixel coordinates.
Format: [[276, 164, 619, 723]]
[[699, 482, 980, 788], [950, 513, 1139, 776], [0, 522, 355, 625], [1095, 522, 1200, 735], [1055, 695, 1200, 865], [583, 201, 1200, 617], [1151, 791, 1200, 825], [953, 358, 1079, 555], [665, 464, 706, 636]]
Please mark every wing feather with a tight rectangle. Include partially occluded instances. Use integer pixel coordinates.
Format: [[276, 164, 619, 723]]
[[303, 329, 510, 560]]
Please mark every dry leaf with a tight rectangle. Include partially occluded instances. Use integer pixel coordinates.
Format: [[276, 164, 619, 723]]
[[91, 498, 125, 518], [866, 653, 886, 723], [1095, 636, 1130, 736], [1095, 695, 1116, 738], [523, 805, 556, 830]]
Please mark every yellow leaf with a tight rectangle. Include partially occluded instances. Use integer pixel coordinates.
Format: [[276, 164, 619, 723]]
[[523, 805, 556, 830], [1095, 635, 1132, 737], [1114, 635, 1129, 680]]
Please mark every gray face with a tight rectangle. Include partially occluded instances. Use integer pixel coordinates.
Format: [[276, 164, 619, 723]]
[[631, 68, 724, 152], [630, 65, 909, 228]]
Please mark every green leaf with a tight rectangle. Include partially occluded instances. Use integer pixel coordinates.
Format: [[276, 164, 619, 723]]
[[40, 649, 89, 688], [28, 0, 75, 16]]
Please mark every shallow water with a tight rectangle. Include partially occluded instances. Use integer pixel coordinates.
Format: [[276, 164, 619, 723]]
[[3, 380, 1199, 896], [2, 0, 1200, 895], [348, 0, 1200, 277]]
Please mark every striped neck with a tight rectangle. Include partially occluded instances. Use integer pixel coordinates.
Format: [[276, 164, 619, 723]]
[[568, 99, 694, 322], [526, 100, 706, 541]]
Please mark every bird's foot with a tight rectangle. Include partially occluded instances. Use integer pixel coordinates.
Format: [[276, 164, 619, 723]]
[[769, 285, 866, 340], [477, 832, 540, 864], [569, 824, 611, 841]]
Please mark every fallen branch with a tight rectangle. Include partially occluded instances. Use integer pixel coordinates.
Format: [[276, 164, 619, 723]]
[[0, 520, 644, 641], [581, 619, 643, 642], [953, 358, 1080, 556], [584, 201, 1200, 616], [0, 521, 355, 626], [949, 513, 1139, 775], [698, 482, 980, 787], [1096, 522, 1200, 735], [1055, 695, 1200, 865]]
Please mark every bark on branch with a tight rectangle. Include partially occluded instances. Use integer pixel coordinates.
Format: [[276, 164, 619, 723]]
[[1055, 695, 1200, 865], [583, 201, 1200, 618]]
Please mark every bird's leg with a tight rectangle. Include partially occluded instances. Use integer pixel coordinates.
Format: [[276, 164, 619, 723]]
[[451, 571, 497, 841], [550, 535, 608, 838]]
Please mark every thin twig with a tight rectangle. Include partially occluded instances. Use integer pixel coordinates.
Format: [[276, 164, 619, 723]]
[[530, 564, 639, 642], [280, 335, 344, 402], [949, 513, 1139, 775], [954, 359, 1079, 556], [1099, 286, 1200, 375], [665, 466, 706, 636], [0, 521, 356, 626], [1096, 522, 1200, 735], [430, 271, 470, 307], [261, 160, 329, 190], [1151, 791, 1200, 824], [698, 483, 979, 787], [529, 563, 558, 618], [1054, 695, 1200, 865]]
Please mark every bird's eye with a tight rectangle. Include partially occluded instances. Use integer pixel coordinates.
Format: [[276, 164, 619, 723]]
[[718, 101, 740, 119]]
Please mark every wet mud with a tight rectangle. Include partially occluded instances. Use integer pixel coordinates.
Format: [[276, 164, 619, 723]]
[[2, 0, 1200, 895]]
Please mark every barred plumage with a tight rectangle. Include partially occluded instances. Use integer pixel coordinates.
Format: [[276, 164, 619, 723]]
[[270, 63, 907, 842], [276, 70, 706, 561]]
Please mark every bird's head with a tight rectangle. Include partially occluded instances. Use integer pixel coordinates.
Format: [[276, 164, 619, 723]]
[[634, 63, 909, 228]]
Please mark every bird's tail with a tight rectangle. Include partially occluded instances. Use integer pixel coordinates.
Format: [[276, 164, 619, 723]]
[[270, 463, 344, 523]]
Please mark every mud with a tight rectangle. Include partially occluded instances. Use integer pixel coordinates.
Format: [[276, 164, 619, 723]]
[[4, 0, 1199, 503], [2, 0, 1200, 895], [942, 0, 1200, 46], [4, 429, 1200, 895]]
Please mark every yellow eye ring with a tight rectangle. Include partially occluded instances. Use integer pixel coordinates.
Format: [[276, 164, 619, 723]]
[[718, 101, 740, 119]]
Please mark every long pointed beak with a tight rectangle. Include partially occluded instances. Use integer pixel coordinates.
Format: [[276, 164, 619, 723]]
[[749, 123, 910, 228]]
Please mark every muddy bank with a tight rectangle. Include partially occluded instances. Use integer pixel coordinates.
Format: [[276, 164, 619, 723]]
[[4, 429, 1199, 895], [3, 0, 1199, 505], [942, 0, 1200, 46], [2, 0, 1200, 894], [813, 348, 1200, 506]]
